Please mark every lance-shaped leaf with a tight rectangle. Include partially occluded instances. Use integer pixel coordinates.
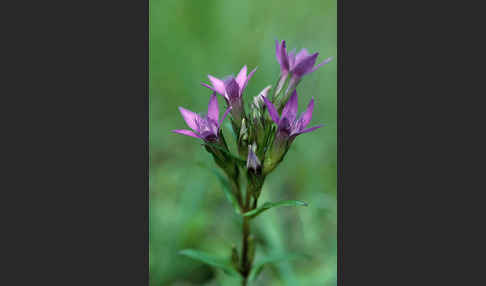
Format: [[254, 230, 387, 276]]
[[196, 163, 241, 214], [179, 249, 242, 278], [242, 200, 308, 219], [211, 168, 241, 214], [248, 252, 310, 282]]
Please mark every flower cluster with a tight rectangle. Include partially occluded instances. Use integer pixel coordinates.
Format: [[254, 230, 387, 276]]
[[172, 39, 331, 183], [172, 39, 331, 282]]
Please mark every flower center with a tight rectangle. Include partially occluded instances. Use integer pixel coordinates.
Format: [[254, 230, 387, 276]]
[[195, 115, 218, 139]]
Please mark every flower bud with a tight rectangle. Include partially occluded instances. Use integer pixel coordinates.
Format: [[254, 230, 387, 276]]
[[246, 143, 261, 174], [263, 130, 289, 174], [237, 118, 249, 159], [250, 86, 272, 148], [253, 85, 271, 110], [239, 118, 248, 141]]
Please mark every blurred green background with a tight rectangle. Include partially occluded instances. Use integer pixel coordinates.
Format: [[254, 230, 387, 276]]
[[150, 0, 336, 285]]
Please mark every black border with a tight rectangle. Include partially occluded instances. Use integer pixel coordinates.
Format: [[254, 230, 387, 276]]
[[337, 0, 343, 284], [144, 0, 149, 282]]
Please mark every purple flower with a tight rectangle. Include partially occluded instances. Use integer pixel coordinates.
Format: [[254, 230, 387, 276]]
[[201, 65, 257, 104], [264, 90, 323, 140], [262, 90, 323, 174], [275, 40, 332, 81], [201, 65, 257, 126], [172, 93, 231, 142]]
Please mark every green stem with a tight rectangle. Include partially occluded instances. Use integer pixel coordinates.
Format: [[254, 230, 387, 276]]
[[230, 177, 242, 207], [241, 216, 250, 285], [240, 182, 262, 285]]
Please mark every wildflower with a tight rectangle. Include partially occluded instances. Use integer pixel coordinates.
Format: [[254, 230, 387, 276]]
[[274, 40, 332, 109], [275, 40, 332, 84], [263, 90, 323, 173], [172, 93, 231, 142], [201, 65, 257, 127]]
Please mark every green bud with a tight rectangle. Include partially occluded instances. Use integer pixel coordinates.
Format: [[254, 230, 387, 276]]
[[254, 85, 271, 110], [239, 118, 248, 141], [262, 131, 289, 175], [237, 118, 249, 159]]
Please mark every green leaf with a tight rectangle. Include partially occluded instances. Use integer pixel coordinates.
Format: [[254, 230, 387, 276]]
[[196, 162, 241, 214], [179, 249, 242, 278], [210, 168, 242, 214], [243, 200, 308, 219], [248, 253, 310, 282]]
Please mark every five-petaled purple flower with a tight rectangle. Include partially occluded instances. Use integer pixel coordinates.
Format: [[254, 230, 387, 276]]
[[262, 90, 323, 173], [201, 65, 257, 125], [275, 40, 333, 94], [202, 65, 257, 101], [172, 93, 231, 142], [276, 40, 332, 81], [264, 90, 323, 141]]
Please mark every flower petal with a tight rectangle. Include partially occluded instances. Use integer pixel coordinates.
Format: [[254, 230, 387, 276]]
[[281, 90, 299, 123], [208, 75, 226, 95], [294, 124, 324, 136], [295, 48, 310, 65], [279, 40, 290, 72], [311, 56, 333, 73], [292, 53, 319, 76], [258, 85, 272, 98], [178, 107, 200, 131], [201, 82, 220, 94], [172, 129, 202, 139], [240, 66, 257, 95], [224, 77, 240, 100], [288, 48, 297, 69], [263, 96, 280, 124], [218, 106, 232, 128], [235, 65, 247, 88], [207, 93, 219, 123], [299, 96, 314, 129], [275, 39, 282, 65]]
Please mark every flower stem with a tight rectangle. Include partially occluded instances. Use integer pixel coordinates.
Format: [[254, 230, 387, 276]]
[[240, 182, 261, 285], [241, 216, 250, 285]]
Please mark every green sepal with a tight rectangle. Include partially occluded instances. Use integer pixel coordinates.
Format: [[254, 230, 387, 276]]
[[196, 163, 241, 214]]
